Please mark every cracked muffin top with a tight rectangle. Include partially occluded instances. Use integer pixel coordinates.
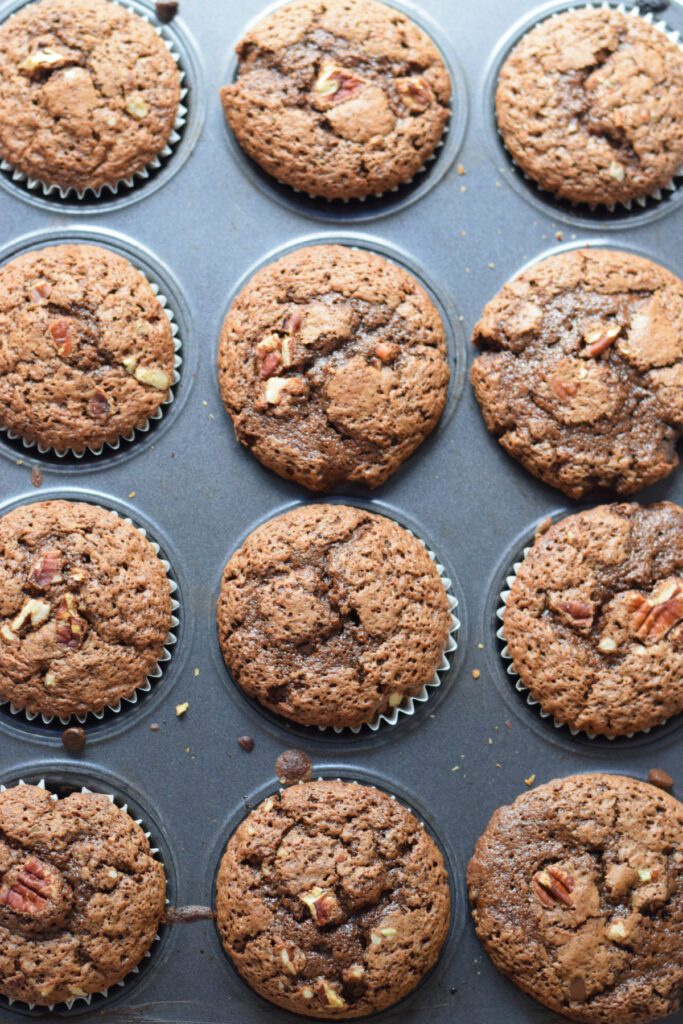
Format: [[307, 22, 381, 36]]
[[468, 773, 683, 1024], [503, 502, 683, 738], [218, 244, 449, 491], [220, 0, 451, 200], [0, 500, 173, 719], [0, 244, 175, 454], [216, 503, 452, 730], [0, 0, 181, 193], [0, 783, 165, 1006], [470, 248, 683, 499], [216, 779, 450, 1018], [496, 8, 683, 207]]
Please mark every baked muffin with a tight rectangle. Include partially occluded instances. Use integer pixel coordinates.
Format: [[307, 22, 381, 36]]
[[468, 773, 683, 1023], [0, 783, 165, 1005], [216, 779, 450, 1018], [0, 500, 173, 719], [220, 0, 451, 200], [471, 248, 683, 498], [217, 504, 452, 729], [218, 244, 450, 491], [503, 502, 683, 737], [0, 244, 175, 454], [496, 7, 683, 206], [0, 0, 181, 194]]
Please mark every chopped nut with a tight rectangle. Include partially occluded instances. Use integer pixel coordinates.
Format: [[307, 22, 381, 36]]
[[375, 341, 399, 364], [627, 581, 683, 642], [108, 868, 118, 879], [388, 692, 403, 707], [551, 376, 578, 401], [28, 280, 51, 304], [122, 355, 138, 373], [264, 376, 291, 404], [44, 672, 56, 687], [88, 390, 111, 419], [301, 987, 314, 1000], [582, 323, 621, 358], [346, 964, 365, 981], [175, 701, 189, 716], [379, 926, 397, 937], [69, 987, 87, 997], [315, 980, 346, 1008], [255, 336, 283, 379], [281, 337, 292, 368], [135, 366, 170, 390], [50, 319, 75, 357], [11, 598, 51, 633], [20, 48, 66, 72], [532, 865, 575, 908], [300, 886, 343, 926], [0, 858, 61, 918], [608, 160, 625, 181], [280, 944, 305, 976], [27, 549, 62, 589], [314, 61, 363, 101], [54, 594, 87, 648], [637, 868, 652, 882], [648, 768, 673, 791], [396, 75, 432, 112], [285, 310, 302, 334], [598, 636, 618, 653], [0, 625, 18, 645], [370, 930, 382, 946], [606, 919, 626, 942], [552, 599, 593, 625], [126, 95, 149, 119]]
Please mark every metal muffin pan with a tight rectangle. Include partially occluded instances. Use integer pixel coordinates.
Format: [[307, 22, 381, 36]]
[[0, 0, 681, 1020]]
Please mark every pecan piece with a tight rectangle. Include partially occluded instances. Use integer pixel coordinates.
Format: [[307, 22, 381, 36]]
[[50, 319, 75, 357], [300, 886, 344, 926], [314, 61, 363, 102], [581, 323, 621, 358], [27, 548, 62, 589], [28, 280, 51, 304], [315, 980, 346, 1009], [549, 595, 594, 631], [284, 310, 302, 334], [256, 335, 282, 379], [532, 866, 575, 908], [396, 75, 433, 112], [20, 48, 67, 74], [551, 376, 578, 401], [55, 593, 87, 648], [627, 581, 683, 642], [280, 943, 306, 976], [0, 857, 65, 923], [11, 598, 51, 633]]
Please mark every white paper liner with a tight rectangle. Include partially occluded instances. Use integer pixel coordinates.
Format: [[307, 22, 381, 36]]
[[497, 2, 683, 213], [1, 275, 182, 459], [0, 779, 166, 1012], [496, 544, 652, 740], [0, 509, 179, 726], [0, 2, 188, 200], [317, 528, 460, 735]]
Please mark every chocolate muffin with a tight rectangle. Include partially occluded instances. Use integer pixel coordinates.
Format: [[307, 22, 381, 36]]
[[0, 500, 173, 719], [218, 244, 450, 491], [503, 502, 683, 737], [0, 244, 176, 454], [217, 504, 452, 730], [468, 773, 683, 1024], [471, 248, 683, 498], [0, 0, 181, 194], [496, 8, 683, 207], [216, 779, 450, 1018], [0, 782, 165, 1006], [220, 0, 451, 200]]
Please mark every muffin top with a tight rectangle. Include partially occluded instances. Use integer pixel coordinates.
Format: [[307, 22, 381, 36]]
[[216, 779, 450, 1018], [503, 502, 683, 737], [0, 783, 165, 1006], [468, 773, 683, 1024], [0, 0, 181, 193], [470, 248, 683, 498], [220, 0, 451, 200], [0, 244, 175, 454], [496, 7, 683, 206], [0, 500, 173, 719], [218, 244, 449, 491], [217, 504, 452, 729]]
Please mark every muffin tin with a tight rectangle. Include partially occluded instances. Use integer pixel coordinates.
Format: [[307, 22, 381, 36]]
[[0, 0, 681, 1021]]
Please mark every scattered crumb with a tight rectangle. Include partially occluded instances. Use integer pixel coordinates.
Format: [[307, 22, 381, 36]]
[[150, 723, 160, 732], [194, 668, 199, 677], [472, 669, 481, 679], [488, 738, 493, 745], [31, 466, 43, 487], [495, 763, 502, 768], [185, 747, 190, 753], [460, 185, 466, 193], [466, 267, 471, 273], [176, 702, 189, 716], [458, 163, 466, 175], [202, 400, 208, 407], [505, 720, 512, 729], [524, 774, 536, 786], [452, 765, 460, 771], [477, 643, 484, 650], [460, 230, 466, 237], [495, 181, 501, 188], [556, 231, 563, 241], [488, 263, 495, 269], [128, 491, 136, 498], [535, 515, 553, 538], [15, 459, 23, 465]]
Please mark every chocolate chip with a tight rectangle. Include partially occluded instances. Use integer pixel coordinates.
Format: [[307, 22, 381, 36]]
[[30, 466, 43, 488], [155, 0, 178, 21], [275, 749, 312, 786], [648, 768, 674, 791], [61, 727, 86, 752], [569, 976, 586, 1002], [238, 735, 254, 752]]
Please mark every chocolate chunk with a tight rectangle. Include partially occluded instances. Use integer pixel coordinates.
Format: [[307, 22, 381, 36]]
[[61, 727, 86, 752], [649, 768, 674, 791], [155, 0, 178, 21], [275, 749, 312, 786], [237, 735, 254, 752]]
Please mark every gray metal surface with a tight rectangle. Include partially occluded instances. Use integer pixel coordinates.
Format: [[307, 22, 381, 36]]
[[0, 0, 681, 1020]]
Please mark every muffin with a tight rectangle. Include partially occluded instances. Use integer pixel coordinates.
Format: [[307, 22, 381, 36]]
[[218, 244, 450, 491], [470, 248, 683, 498], [468, 773, 683, 1023], [0, 782, 165, 1005], [217, 504, 452, 729], [0, 244, 176, 454], [0, 0, 181, 194], [496, 7, 683, 207], [220, 0, 451, 200], [216, 779, 450, 1018], [502, 502, 683, 737], [0, 500, 173, 719]]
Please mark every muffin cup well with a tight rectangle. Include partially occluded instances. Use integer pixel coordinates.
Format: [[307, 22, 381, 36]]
[[0, 508, 179, 727], [0, 776, 167, 1012], [0, 0, 188, 201]]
